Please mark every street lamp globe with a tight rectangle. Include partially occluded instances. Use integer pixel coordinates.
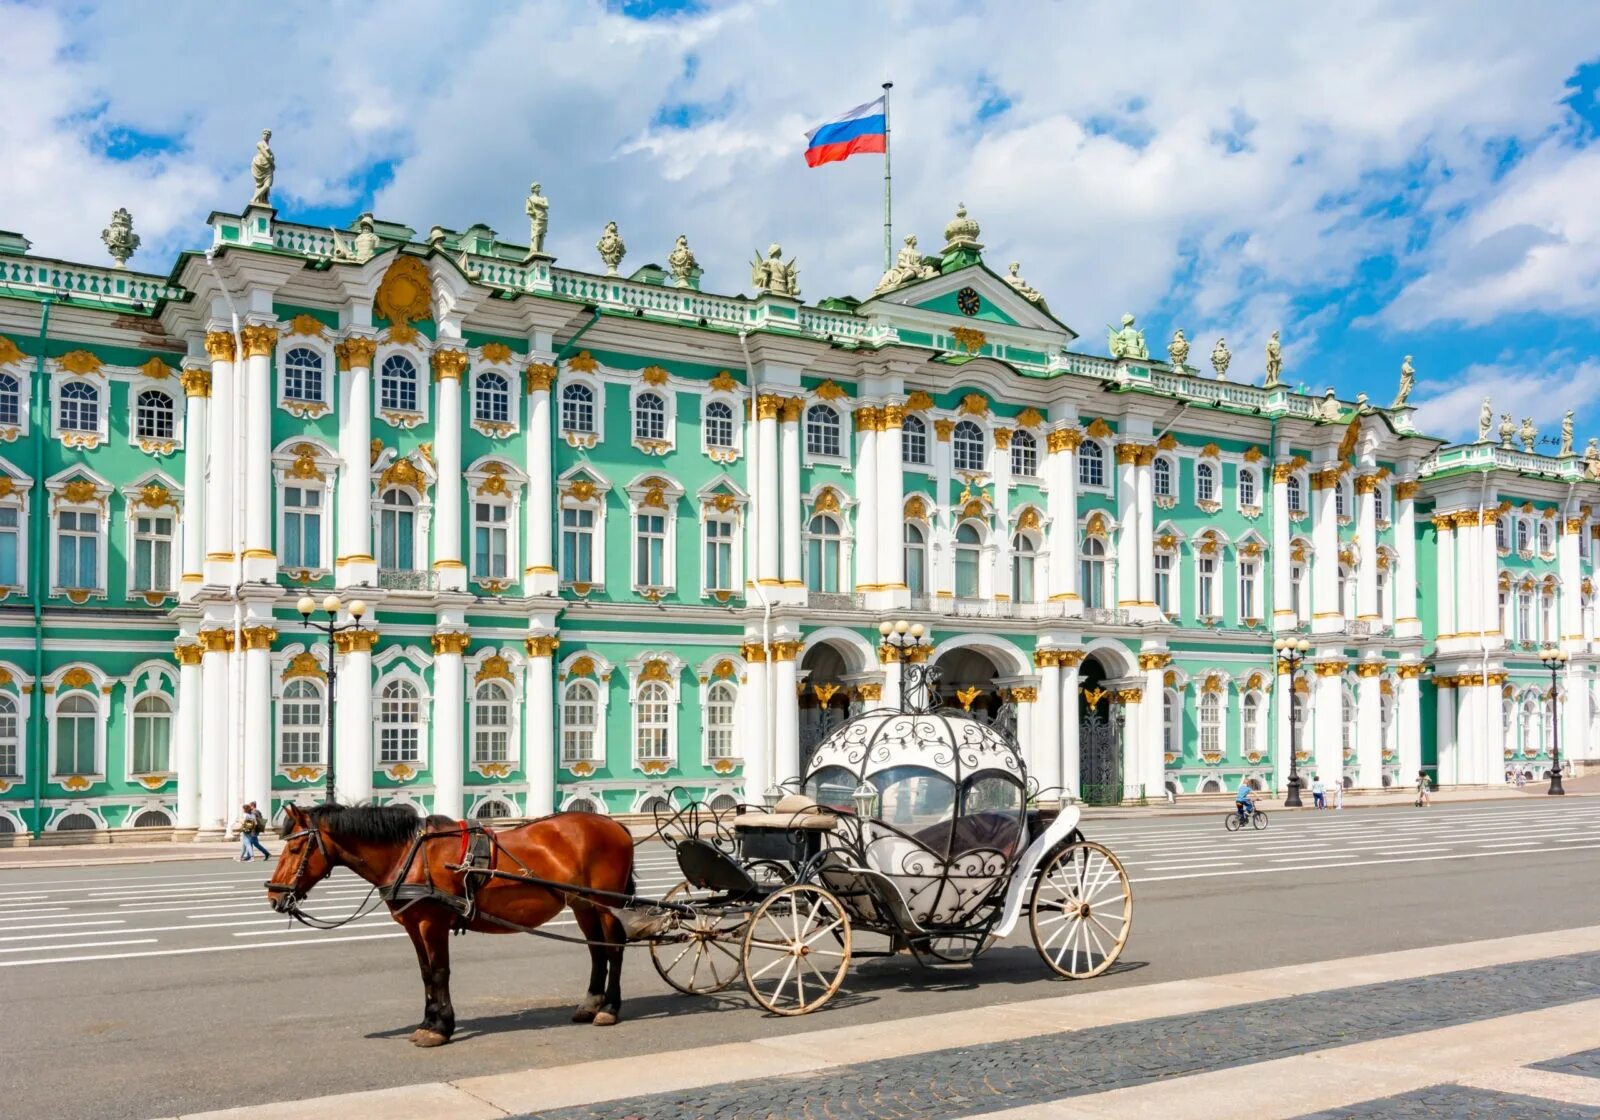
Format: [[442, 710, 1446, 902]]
[[879, 621, 893, 637], [296, 595, 316, 617], [909, 623, 924, 640], [895, 619, 910, 635], [349, 600, 367, 619], [1295, 639, 1310, 653], [322, 594, 342, 616]]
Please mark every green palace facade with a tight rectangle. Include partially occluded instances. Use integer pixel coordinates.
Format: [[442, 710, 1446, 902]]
[[0, 179, 1596, 838]]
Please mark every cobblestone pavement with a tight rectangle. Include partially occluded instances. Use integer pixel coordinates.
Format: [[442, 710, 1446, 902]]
[[1537, 1047, 1600, 1080], [1294, 1085, 1600, 1118], [517, 951, 1600, 1120]]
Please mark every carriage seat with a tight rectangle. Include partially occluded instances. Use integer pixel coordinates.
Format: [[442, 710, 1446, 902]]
[[733, 794, 838, 831], [910, 811, 1023, 861]]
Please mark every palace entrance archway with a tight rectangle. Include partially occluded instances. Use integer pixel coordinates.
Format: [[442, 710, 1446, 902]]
[[1078, 652, 1124, 806]]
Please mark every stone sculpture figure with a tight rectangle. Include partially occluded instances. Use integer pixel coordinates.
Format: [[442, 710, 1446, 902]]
[[1318, 388, 1342, 422], [1499, 413, 1515, 449], [1167, 328, 1190, 371], [1561, 411, 1575, 457], [1264, 330, 1284, 388], [1211, 337, 1232, 380], [1106, 314, 1148, 360], [666, 235, 698, 287], [1003, 262, 1042, 303], [250, 129, 275, 207], [1519, 417, 1538, 453], [101, 208, 139, 268], [873, 235, 936, 294], [525, 182, 549, 255], [333, 214, 380, 262], [750, 243, 800, 298], [1478, 397, 1493, 442], [1585, 439, 1600, 477], [1393, 355, 1415, 408], [596, 221, 626, 275]]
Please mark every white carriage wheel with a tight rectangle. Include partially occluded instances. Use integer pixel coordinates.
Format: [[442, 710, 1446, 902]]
[[1029, 840, 1132, 980], [741, 883, 851, 1016], [649, 881, 745, 995]]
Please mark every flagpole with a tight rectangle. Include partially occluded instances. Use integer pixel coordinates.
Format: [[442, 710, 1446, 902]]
[[882, 80, 893, 273]]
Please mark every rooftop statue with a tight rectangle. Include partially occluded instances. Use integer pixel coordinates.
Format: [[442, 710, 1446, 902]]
[[667, 235, 698, 288], [525, 182, 549, 256], [1499, 412, 1515, 449], [100, 208, 139, 268], [1318, 387, 1342, 422], [250, 129, 274, 207], [1561, 411, 1576, 457], [1263, 330, 1284, 388], [596, 221, 626, 275], [1211, 337, 1231, 380], [1392, 355, 1415, 408], [1167, 328, 1190, 371], [332, 214, 379, 263], [1478, 397, 1493, 443], [1585, 439, 1600, 478], [1003, 261, 1042, 304], [874, 234, 937, 294], [1107, 313, 1148, 360], [751, 243, 800, 298], [1519, 416, 1538, 453]]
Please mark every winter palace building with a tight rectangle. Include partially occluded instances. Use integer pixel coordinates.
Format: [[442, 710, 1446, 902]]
[[0, 180, 1595, 838]]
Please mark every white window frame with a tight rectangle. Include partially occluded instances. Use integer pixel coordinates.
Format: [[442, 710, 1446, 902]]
[[558, 469, 611, 590], [123, 664, 176, 781], [1154, 549, 1177, 617], [559, 651, 613, 769], [0, 686, 24, 781], [1009, 429, 1039, 478], [805, 511, 848, 594], [697, 482, 747, 598], [369, 649, 432, 776], [1237, 465, 1259, 512], [278, 677, 328, 769], [464, 458, 527, 591], [1153, 454, 1175, 500], [376, 677, 424, 766], [1241, 690, 1263, 758], [1079, 534, 1110, 610], [627, 652, 685, 772], [45, 664, 108, 781], [904, 517, 929, 597], [559, 373, 604, 445], [1078, 440, 1108, 490], [1286, 473, 1307, 516], [902, 414, 930, 468], [701, 392, 742, 461], [51, 372, 108, 449], [0, 466, 35, 595], [375, 345, 429, 428], [471, 370, 516, 436], [130, 385, 179, 452], [274, 441, 339, 578], [953, 519, 987, 599], [804, 403, 845, 463], [702, 678, 740, 766], [1238, 557, 1259, 622], [623, 475, 685, 595], [127, 502, 177, 599], [470, 676, 519, 770], [952, 420, 986, 474], [1197, 554, 1218, 620], [1198, 689, 1224, 756], [0, 357, 32, 438], [1011, 529, 1039, 603], [1538, 518, 1555, 557], [277, 337, 333, 418], [47, 471, 111, 599], [369, 449, 437, 575], [1195, 459, 1218, 506], [630, 385, 675, 453], [1163, 688, 1182, 757]]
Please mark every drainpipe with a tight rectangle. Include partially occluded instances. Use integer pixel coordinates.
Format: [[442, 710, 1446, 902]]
[[1473, 470, 1491, 787], [28, 295, 55, 838], [555, 307, 602, 362], [737, 331, 774, 794]]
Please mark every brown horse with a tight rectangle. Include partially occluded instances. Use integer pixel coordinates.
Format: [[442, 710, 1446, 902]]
[[266, 803, 635, 1046]]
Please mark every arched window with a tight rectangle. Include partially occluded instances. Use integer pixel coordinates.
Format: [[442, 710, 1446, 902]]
[[131, 694, 171, 774], [59, 381, 99, 432], [806, 513, 842, 593], [54, 693, 96, 776], [0, 373, 19, 427], [1196, 462, 1216, 503], [806, 405, 841, 457], [954, 522, 982, 598], [0, 694, 17, 778], [135, 390, 175, 440], [1517, 587, 1534, 641], [475, 372, 511, 424], [1541, 583, 1556, 642], [1502, 696, 1515, 754], [1199, 693, 1221, 755], [1520, 696, 1540, 756], [636, 681, 671, 760], [1496, 517, 1509, 552], [705, 681, 736, 760], [902, 414, 928, 465], [378, 489, 417, 571], [904, 521, 927, 596], [634, 391, 666, 442], [1341, 689, 1356, 758], [1080, 537, 1107, 609], [1338, 566, 1354, 621], [561, 383, 595, 433], [1153, 456, 1173, 498], [952, 420, 985, 472], [1078, 441, 1105, 487], [280, 680, 324, 766], [1539, 519, 1554, 555], [1011, 532, 1036, 602], [1376, 564, 1390, 623], [1241, 692, 1261, 757], [1372, 484, 1386, 523], [1163, 690, 1181, 756], [378, 679, 420, 763], [1238, 467, 1257, 508], [704, 401, 735, 449], [1287, 475, 1305, 514], [379, 354, 419, 413], [474, 800, 512, 820], [283, 347, 323, 403], [561, 679, 598, 763], [1010, 430, 1038, 477], [1291, 690, 1308, 752], [1335, 480, 1350, 520], [473, 682, 511, 764], [1516, 518, 1531, 554], [133, 808, 171, 827]]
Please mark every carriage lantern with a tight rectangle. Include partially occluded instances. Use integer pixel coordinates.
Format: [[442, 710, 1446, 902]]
[[760, 785, 785, 811], [851, 780, 880, 820]]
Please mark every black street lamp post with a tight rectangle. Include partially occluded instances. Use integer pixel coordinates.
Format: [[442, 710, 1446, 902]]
[[1538, 645, 1568, 796], [297, 594, 369, 806], [878, 619, 937, 713], [1275, 636, 1311, 808]]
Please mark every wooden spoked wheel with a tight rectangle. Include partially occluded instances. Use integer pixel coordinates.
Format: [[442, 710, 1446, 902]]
[[1029, 840, 1132, 979], [741, 883, 851, 1015], [649, 881, 745, 995]]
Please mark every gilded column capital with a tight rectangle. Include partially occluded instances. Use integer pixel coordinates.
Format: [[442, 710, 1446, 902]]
[[853, 683, 883, 701], [1354, 662, 1384, 678], [196, 628, 235, 653], [993, 428, 1014, 450], [203, 331, 236, 362], [769, 640, 803, 662], [1137, 651, 1172, 671], [431, 632, 472, 656], [334, 630, 381, 655], [173, 642, 204, 666], [1113, 687, 1143, 704], [933, 419, 955, 442], [879, 643, 902, 664], [1453, 510, 1481, 528], [1057, 650, 1086, 670], [1008, 686, 1039, 704], [1433, 674, 1457, 689], [432, 349, 469, 381], [1114, 442, 1142, 465], [180, 368, 212, 398], [854, 405, 882, 432], [739, 640, 769, 662], [901, 645, 932, 664], [524, 635, 560, 659], [525, 362, 556, 392], [1047, 428, 1083, 454], [335, 336, 378, 371], [240, 625, 278, 651], [1312, 660, 1349, 678], [1032, 648, 1060, 669], [1395, 663, 1427, 680], [881, 403, 905, 429], [1566, 517, 1586, 533], [1486, 671, 1508, 686], [779, 396, 804, 424], [1430, 514, 1453, 532], [1134, 445, 1159, 466], [756, 394, 784, 421], [238, 324, 278, 358], [1395, 480, 1420, 500], [1481, 508, 1500, 525], [1354, 474, 1380, 494]]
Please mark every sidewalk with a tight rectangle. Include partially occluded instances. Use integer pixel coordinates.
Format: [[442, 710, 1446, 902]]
[[0, 840, 241, 870]]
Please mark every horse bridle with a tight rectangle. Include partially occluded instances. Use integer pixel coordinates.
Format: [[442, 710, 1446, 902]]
[[264, 823, 390, 929]]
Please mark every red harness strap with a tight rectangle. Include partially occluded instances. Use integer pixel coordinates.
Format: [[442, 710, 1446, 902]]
[[459, 820, 470, 865]]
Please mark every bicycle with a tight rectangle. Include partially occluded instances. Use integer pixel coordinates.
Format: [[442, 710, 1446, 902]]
[[1224, 804, 1269, 831]]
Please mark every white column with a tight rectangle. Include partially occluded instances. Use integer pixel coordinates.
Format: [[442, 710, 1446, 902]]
[[1355, 474, 1379, 622], [240, 324, 277, 581], [933, 421, 955, 599], [1311, 469, 1340, 635], [1355, 665, 1382, 788], [772, 642, 800, 782], [1563, 668, 1586, 769], [1397, 666, 1423, 785], [1136, 452, 1155, 607], [1120, 689, 1146, 801], [242, 627, 274, 813], [1272, 463, 1294, 631], [1115, 445, 1139, 608], [433, 350, 467, 592], [880, 653, 904, 713], [1032, 654, 1061, 794], [1394, 482, 1420, 638], [198, 630, 232, 835], [336, 633, 375, 806], [1275, 666, 1295, 795], [1312, 664, 1343, 790], [1435, 678, 1458, 785], [991, 428, 1013, 600], [1484, 671, 1507, 782], [1434, 515, 1457, 639], [336, 337, 376, 588], [1562, 514, 1584, 646], [203, 331, 236, 586], [854, 408, 879, 593], [1059, 654, 1083, 796], [1143, 656, 1168, 797], [524, 636, 557, 816], [1047, 431, 1080, 604], [431, 632, 467, 817], [179, 366, 209, 599], [174, 643, 203, 831], [1457, 512, 1481, 640], [756, 396, 780, 586], [740, 642, 770, 801], [779, 400, 802, 592], [877, 405, 905, 595], [525, 362, 557, 595]]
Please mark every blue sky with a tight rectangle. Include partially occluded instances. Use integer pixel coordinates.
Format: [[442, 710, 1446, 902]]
[[5, 1, 1600, 445]]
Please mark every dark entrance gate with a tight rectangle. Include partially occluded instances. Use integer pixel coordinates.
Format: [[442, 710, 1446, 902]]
[[1078, 655, 1125, 806]]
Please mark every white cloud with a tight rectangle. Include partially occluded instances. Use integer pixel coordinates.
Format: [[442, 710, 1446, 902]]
[[1410, 357, 1600, 444]]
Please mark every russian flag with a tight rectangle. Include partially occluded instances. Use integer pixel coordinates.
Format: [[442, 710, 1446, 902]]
[[804, 97, 887, 167]]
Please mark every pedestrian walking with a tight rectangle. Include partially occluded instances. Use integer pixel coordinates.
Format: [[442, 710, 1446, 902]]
[[1514, 769, 1526, 790], [237, 801, 271, 861], [1311, 775, 1326, 809], [1334, 782, 1345, 811], [1415, 770, 1432, 808]]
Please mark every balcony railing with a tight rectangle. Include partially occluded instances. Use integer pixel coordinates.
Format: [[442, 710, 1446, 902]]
[[378, 569, 439, 592], [806, 592, 862, 611]]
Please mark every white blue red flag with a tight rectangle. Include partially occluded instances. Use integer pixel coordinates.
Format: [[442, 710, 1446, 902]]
[[804, 97, 888, 167]]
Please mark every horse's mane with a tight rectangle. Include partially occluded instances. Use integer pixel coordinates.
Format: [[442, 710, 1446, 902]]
[[300, 802, 423, 844]]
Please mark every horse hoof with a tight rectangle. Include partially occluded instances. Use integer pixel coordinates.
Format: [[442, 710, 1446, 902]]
[[593, 1010, 618, 1026], [411, 1030, 449, 1048], [571, 1008, 596, 1024]]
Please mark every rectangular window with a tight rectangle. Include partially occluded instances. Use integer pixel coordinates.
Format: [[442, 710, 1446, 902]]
[[561, 508, 594, 583], [283, 486, 323, 570], [132, 515, 174, 593], [1291, 565, 1305, 623], [0, 507, 19, 587], [635, 513, 666, 587], [132, 712, 171, 773], [473, 502, 509, 580], [0, 703, 16, 777], [1238, 561, 1257, 621], [57, 510, 99, 589], [1198, 556, 1216, 618], [704, 518, 734, 592], [1154, 553, 1172, 616], [55, 716, 96, 775]]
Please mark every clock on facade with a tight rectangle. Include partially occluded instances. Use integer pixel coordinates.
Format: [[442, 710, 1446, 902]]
[[957, 287, 981, 316]]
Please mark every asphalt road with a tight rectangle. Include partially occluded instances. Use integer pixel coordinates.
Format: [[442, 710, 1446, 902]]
[[5, 799, 1599, 1120]]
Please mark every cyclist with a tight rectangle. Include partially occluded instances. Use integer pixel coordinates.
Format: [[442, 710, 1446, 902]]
[[1234, 779, 1255, 826]]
